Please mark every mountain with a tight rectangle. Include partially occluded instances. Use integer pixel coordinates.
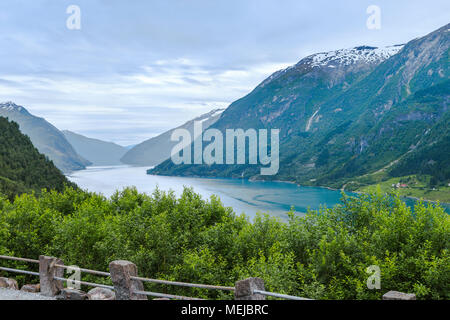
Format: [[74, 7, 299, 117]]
[[0, 102, 91, 173], [121, 108, 225, 167], [383, 82, 449, 183], [62, 130, 127, 166], [149, 24, 449, 190], [0, 117, 75, 200]]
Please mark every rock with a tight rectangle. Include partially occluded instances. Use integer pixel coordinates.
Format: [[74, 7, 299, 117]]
[[21, 284, 40, 293], [60, 288, 88, 300], [0, 277, 19, 290], [87, 287, 115, 300], [109, 260, 146, 300], [382, 291, 416, 300]]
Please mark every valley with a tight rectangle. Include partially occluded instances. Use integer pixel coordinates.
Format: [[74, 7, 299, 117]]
[[0, 4, 448, 303]]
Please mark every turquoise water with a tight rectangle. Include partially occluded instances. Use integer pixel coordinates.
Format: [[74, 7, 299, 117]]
[[67, 166, 449, 220], [67, 166, 348, 219]]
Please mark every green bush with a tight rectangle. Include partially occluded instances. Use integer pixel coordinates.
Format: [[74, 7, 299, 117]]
[[0, 186, 448, 299]]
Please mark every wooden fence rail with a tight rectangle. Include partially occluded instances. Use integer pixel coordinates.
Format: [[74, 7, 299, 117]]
[[0, 254, 416, 300]]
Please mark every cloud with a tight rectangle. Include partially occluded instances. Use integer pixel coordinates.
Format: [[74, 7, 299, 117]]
[[0, 0, 448, 144]]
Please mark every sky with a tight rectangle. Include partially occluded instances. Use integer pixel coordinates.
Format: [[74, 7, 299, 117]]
[[0, 0, 449, 145]]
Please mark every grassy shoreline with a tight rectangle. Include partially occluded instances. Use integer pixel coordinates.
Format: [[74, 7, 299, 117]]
[[355, 176, 450, 204]]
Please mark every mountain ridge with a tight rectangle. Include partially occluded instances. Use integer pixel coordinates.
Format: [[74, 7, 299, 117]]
[[121, 108, 225, 167], [62, 130, 128, 166], [0, 102, 91, 173], [149, 23, 449, 192]]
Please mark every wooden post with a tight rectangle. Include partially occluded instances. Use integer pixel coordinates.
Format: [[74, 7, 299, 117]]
[[39, 255, 64, 297], [109, 260, 147, 300], [234, 277, 266, 300]]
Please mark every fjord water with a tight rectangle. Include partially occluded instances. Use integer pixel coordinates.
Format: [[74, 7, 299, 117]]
[[68, 166, 449, 219], [67, 166, 347, 219]]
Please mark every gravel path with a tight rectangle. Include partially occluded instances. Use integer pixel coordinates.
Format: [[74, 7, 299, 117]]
[[0, 288, 55, 300]]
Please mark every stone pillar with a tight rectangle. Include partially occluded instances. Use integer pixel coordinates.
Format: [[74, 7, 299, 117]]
[[234, 277, 266, 300], [109, 260, 147, 300], [39, 255, 64, 297], [382, 291, 416, 300]]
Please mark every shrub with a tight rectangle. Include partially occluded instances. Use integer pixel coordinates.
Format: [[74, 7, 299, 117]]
[[0, 186, 448, 299]]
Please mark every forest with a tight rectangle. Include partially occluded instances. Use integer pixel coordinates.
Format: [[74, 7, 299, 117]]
[[0, 117, 74, 200]]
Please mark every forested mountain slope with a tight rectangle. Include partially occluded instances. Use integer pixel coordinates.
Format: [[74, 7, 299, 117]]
[[0, 117, 75, 199], [0, 102, 91, 173], [150, 24, 449, 192]]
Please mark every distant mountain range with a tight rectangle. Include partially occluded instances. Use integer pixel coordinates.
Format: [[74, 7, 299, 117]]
[[149, 23, 449, 191], [0, 116, 74, 199], [0, 101, 227, 172], [121, 108, 225, 166], [63, 130, 128, 166], [0, 102, 91, 173]]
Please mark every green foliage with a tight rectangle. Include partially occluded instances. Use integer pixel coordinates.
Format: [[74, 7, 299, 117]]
[[0, 187, 448, 299], [354, 174, 450, 203], [0, 117, 75, 200]]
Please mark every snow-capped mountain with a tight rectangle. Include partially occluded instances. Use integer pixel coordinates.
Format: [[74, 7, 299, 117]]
[[260, 44, 404, 87], [0, 101, 29, 114], [261, 45, 404, 87], [150, 23, 449, 189], [306, 45, 404, 68]]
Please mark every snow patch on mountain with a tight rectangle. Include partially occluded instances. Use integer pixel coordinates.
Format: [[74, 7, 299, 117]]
[[260, 44, 404, 88], [305, 108, 320, 132], [307, 45, 404, 68], [0, 101, 26, 113], [210, 109, 225, 118], [196, 108, 225, 124]]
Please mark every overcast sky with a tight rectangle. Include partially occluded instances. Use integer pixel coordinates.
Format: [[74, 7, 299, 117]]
[[0, 0, 448, 145]]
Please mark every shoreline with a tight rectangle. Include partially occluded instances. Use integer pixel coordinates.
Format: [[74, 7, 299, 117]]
[[243, 176, 450, 206], [73, 166, 450, 207]]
